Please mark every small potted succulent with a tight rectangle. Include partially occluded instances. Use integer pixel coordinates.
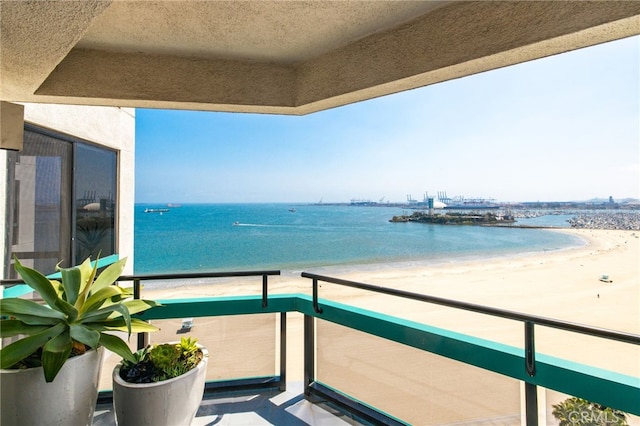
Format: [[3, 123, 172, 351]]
[[552, 397, 628, 426], [112, 336, 209, 426], [0, 257, 159, 426]]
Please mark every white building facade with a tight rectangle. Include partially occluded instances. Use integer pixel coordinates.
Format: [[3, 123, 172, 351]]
[[1, 103, 135, 278]]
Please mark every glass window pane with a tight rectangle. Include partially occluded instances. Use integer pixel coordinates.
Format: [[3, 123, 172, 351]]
[[7, 128, 72, 275], [74, 143, 117, 264]]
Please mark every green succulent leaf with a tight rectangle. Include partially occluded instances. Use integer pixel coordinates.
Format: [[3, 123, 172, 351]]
[[122, 299, 162, 315], [90, 257, 127, 295], [118, 286, 135, 297], [53, 299, 78, 323], [50, 280, 65, 299], [82, 285, 126, 314], [99, 333, 135, 364], [59, 264, 82, 305], [0, 314, 60, 326], [73, 258, 97, 309], [78, 257, 98, 291], [179, 336, 199, 354], [111, 304, 132, 336], [149, 343, 180, 369], [42, 331, 73, 382], [79, 302, 129, 323], [85, 318, 159, 333], [0, 319, 51, 337], [0, 298, 66, 321], [0, 298, 78, 324], [82, 257, 98, 290], [69, 324, 101, 348], [0, 323, 66, 369], [13, 258, 60, 310], [128, 318, 160, 333]]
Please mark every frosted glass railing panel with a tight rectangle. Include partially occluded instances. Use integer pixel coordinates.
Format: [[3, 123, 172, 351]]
[[137, 277, 265, 300], [316, 319, 522, 425], [318, 283, 525, 344], [535, 326, 640, 378], [99, 314, 277, 391], [150, 314, 277, 382]]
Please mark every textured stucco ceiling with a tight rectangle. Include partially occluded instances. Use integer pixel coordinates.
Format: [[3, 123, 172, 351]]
[[77, 1, 449, 63], [1, 0, 639, 115]]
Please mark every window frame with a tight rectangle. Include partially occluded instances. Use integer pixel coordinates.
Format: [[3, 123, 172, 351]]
[[3, 123, 119, 277]]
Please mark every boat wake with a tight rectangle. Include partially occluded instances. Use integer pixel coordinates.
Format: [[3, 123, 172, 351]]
[[233, 222, 292, 228], [233, 222, 326, 230]]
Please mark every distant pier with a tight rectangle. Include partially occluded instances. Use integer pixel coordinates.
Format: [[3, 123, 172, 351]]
[[389, 211, 515, 226]]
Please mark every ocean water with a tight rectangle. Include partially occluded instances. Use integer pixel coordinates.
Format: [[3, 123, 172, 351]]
[[133, 204, 584, 275]]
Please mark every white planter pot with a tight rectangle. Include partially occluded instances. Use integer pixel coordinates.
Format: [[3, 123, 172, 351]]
[[0, 347, 104, 426], [112, 346, 208, 426]]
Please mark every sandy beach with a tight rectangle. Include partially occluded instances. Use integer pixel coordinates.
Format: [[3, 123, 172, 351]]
[[140, 228, 639, 369], [101, 228, 639, 423]]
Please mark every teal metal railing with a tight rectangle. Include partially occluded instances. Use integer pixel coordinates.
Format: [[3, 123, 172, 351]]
[[121, 268, 639, 425], [4, 267, 638, 424], [301, 272, 640, 425]]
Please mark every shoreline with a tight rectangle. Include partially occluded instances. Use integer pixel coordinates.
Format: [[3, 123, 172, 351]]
[[138, 227, 590, 290], [139, 229, 639, 375], [302, 227, 590, 277]]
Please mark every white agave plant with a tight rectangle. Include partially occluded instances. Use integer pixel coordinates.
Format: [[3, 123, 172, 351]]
[[0, 257, 159, 382]]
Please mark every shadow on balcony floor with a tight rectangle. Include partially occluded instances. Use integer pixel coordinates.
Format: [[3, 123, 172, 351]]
[[93, 382, 368, 425]]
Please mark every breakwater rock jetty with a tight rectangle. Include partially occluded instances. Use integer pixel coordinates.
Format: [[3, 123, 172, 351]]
[[390, 211, 515, 225], [568, 212, 640, 230]]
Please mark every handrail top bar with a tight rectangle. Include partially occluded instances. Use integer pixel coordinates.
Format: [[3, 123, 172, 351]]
[[2, 270, 280, 286], [301, 272, 640, 346], [119, 270, 281, 281], [1, 278, 33, 285]]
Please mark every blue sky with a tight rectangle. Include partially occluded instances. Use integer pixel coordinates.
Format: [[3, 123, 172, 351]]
[[136, 36, 639, 204]]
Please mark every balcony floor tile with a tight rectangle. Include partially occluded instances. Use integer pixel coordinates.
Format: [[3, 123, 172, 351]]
[[93, 382, 366, 425]]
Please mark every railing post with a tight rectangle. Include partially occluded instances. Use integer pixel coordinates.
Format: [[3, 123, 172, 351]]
[[133, 278, 148, 350], [525, 383, 538, 426], [262, 274, 268, 308], [303, 314, 315, 396], [525, 321, 536, 377], [279, 313, 287, 391], [524, 321, 538, 426], [312, 278, 323, 313]]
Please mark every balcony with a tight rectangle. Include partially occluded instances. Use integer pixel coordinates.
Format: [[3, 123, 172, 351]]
[[75, 270, 639, 425], [3, 268, 639, 425]]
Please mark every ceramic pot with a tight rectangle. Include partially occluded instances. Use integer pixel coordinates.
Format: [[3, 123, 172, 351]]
[[0, 347, 104, 426], [112, 346, 208, 426]]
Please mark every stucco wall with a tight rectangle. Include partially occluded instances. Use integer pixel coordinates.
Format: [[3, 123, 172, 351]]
[[0, 149, 6, 279]]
